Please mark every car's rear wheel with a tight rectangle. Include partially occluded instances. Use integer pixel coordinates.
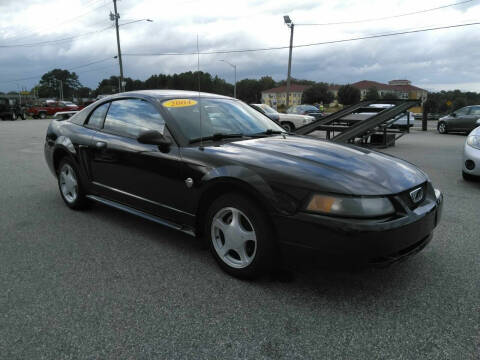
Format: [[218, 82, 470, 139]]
[[438, 121, 447, 134], [39, 112, 46, 119], [281, 122, 295, 132], [57, 158, 88, 210], [206, 193, 275, 279]]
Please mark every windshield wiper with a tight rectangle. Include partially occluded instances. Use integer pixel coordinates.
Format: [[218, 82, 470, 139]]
[[189, 133, 245, 144], [250, 129, 286, 137]]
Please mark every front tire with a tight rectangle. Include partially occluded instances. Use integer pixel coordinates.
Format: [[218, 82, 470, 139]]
[[438, 121, 447, 134], [205, 193, 275, 279], [57, 158, 88, 210]]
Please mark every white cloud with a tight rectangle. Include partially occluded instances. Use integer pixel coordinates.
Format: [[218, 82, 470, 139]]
[[0, 0, 479, 92]]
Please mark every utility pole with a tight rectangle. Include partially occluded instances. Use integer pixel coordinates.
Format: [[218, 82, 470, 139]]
[[111, 0, 124, 93], [284, 16, 294, 109]]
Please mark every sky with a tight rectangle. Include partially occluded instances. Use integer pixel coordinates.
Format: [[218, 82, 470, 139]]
[[0, 0, 480, 93]]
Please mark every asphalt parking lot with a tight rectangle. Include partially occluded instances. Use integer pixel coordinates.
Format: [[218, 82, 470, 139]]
[[1, 119, 479, 359]]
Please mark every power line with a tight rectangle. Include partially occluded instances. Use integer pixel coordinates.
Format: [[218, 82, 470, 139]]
[[0, 25, 113, 48], [1, 0, 110, 43], [0, 56, 115, 84], [122, 21, 480, 57], [296, 0, 475, 26]]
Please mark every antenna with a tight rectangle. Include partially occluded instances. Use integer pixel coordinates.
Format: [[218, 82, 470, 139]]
[[197, 33, 203, 150]]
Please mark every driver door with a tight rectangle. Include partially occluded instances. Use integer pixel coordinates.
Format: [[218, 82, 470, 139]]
[[85, 98, 190, 224]]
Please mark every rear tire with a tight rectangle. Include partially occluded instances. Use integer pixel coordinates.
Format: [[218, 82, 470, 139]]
[[39, 112, 46, 119], [57, 158, 89, 210], [281, 122, 295, 132], [205, 193, 275, 279]]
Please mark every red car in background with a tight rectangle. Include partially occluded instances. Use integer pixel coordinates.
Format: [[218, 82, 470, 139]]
[[27, 101, 80, 119]]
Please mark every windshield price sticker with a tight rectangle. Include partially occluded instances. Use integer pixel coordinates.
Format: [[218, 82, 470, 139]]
[[163, 99, 198, 108]]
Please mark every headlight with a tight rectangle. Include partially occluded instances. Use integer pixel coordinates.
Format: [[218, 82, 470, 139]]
[[306, 194, 395, 218], [467, 135, 480, 150]]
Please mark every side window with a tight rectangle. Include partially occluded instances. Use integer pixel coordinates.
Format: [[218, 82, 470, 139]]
[[103, 99, 165, 138], [469, 107, 480, 116], [455, 107, 469, 116], [86, 102, 110, 129]]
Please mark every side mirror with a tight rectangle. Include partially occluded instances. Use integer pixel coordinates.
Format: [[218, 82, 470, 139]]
[[137, 130, 171, 152]]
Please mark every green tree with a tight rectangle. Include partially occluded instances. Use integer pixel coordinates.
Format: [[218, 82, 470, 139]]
[[301, 83, 334, 105], [365, 87, 379, 101], [236, 79, 262, 103], [337, 84, 360, 105], [38, 69, 82, 99]]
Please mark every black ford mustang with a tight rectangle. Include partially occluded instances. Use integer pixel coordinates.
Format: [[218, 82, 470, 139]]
[[44, 90, 443, 279]]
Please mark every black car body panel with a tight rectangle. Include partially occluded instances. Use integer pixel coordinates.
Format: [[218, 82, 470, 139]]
[[44, 90, 443, 265]]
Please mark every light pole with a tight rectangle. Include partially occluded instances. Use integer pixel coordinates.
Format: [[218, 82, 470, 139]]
[[219, 59, 237, 98], [284, 15, 294, 108]]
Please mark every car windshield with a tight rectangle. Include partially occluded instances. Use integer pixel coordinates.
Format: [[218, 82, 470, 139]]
[[259, 104, 277, 114], [162, 98, 285, 142]]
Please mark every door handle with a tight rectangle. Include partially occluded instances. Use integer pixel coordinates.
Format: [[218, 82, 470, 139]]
[[95, 141, 107, 149]]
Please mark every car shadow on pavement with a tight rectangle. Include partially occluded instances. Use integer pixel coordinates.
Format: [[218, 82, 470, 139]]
[[85, 200, 438, 301]]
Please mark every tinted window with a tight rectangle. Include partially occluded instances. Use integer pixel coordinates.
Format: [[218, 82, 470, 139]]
[[103, 99, 165, 138], [469, 107, 480, 115], [86, 102, 110, 129], [455, 107, 469, 116]]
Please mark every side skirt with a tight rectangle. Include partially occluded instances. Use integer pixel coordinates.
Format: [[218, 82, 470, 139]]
[[86, 195, 196, 237]]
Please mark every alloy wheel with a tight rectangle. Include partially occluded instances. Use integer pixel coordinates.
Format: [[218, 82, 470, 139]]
[[438, 122, 446, 134], [211, 207, 257, 269], [59, 164, 78, 203]]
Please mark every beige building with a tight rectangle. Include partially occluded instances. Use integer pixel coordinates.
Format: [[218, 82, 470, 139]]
[[352, 80, 427, 102], [261, 84, 310, 107]]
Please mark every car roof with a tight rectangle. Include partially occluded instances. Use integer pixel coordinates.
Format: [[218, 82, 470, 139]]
[[100, 89, 233, 102]]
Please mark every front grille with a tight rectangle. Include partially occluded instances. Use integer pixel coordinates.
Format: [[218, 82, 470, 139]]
[[398, 183, 427, 210]]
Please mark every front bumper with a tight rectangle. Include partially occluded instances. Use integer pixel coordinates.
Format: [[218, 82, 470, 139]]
[[274, 188, 443, 265], [463, 143, 480, 176]]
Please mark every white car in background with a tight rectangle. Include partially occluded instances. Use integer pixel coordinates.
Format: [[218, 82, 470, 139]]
[[250, 103, 315, 131], [368, 104, 415, 129], [463, 126, 480, 181]]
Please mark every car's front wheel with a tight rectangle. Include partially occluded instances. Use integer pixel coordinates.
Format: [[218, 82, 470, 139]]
[[206, 193, 275, 279], [438, 121, 447, 134], [57, 158, 88, 210], [39, 112, 46, 119]]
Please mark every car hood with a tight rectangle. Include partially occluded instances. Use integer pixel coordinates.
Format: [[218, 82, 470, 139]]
[[209, 135, 427, 195]]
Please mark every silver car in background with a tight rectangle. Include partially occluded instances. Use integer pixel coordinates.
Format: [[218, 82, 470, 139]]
[[251, 103, 315, 131], [463, 126, 480, 181]]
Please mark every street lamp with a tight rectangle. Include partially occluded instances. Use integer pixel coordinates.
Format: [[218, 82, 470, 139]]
[[284, 15, 294, 108], [218, 59, 237, 98]]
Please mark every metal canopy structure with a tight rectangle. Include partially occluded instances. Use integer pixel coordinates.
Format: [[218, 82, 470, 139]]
[[294, 99, 420, 147]]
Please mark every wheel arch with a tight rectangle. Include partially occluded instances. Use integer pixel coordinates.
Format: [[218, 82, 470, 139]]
[[194, 176, 276, 237]]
